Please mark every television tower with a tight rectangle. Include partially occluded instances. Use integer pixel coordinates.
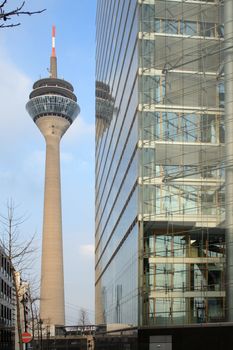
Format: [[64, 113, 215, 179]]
[[26, 26, 80, 327]]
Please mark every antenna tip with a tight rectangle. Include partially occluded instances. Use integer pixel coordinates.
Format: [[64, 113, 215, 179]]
[[52, 25, 56, 37]]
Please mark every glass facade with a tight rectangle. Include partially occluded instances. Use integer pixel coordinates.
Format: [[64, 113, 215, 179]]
[[96, 0, 225, 326], [26, 95, 79, 123], [95, 0, 139, 325]]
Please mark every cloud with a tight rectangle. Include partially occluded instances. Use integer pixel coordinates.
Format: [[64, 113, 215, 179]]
[[61, 151, 74, 163], [79, 244, 94, 257], [64, 115, 95, 145], [0, 47, 32, 142], [0, 170, 12, 180], [22, 150, 45, 190], [24, 149, 44, 171]]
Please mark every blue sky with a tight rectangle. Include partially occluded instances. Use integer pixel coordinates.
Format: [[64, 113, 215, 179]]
[[0, 0, 96, 324]]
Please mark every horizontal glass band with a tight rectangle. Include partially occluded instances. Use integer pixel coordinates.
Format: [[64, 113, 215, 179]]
[[26, 95, 80, 123]]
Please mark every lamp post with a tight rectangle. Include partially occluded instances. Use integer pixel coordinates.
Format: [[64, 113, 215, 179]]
[[21, 295, 28, 350], [38, 319, 43, 350], [46, 325, 50, 350]]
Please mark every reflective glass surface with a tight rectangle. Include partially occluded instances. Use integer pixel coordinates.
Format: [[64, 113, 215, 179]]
[[96, 0, 139, 325], [96, 225, 138, 324]]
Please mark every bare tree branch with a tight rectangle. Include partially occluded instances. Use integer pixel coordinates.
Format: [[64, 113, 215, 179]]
[[78, 308, 90, 326], [0, 0, 46, 28], [0, 1, 7, 9], [0, 200, 38, 350]]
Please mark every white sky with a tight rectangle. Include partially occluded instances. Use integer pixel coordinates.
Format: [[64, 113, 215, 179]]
[[0, 0, 96, 324]]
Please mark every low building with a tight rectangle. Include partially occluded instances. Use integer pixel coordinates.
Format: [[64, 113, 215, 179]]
[[15, 272, 31, 350], [31, 325, 95, 350], [0, 246, 14, 350]]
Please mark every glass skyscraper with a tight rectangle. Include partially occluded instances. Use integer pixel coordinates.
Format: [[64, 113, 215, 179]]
[[95, 0, 225, 326]]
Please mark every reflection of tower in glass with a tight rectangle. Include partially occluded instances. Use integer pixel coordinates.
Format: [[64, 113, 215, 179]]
[[26, 26, 80, 326], [96, 81, 114, 139]]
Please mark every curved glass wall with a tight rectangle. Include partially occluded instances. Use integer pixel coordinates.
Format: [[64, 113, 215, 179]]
[[26, 95, 80, 123], [95, 0, 139, 325]]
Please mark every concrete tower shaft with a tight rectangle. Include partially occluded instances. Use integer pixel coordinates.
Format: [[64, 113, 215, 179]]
[[26, 27, 79, 328], [37, 116, 69, 326]]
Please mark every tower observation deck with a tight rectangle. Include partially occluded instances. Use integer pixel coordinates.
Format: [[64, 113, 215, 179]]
[[26, 26, 80, 329]]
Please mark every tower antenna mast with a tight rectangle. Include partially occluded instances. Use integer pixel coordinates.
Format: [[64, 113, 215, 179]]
[[50, 25, 57, 78]]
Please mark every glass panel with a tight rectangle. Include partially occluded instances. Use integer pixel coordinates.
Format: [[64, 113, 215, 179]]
[[180, 21, 197, 36], [200, 22, 215, 37], [218, 82, 224, 108], [164, 19, 178, 34]]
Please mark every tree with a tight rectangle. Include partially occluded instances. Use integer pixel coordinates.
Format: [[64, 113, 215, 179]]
[[27, 280, 41, 341], [78, 308, 90, 326], [0, 0, 45, 28], [0, 199, 36, 350]]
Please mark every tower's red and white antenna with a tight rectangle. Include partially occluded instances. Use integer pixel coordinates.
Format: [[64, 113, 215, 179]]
[[50, 25, 57, 78], [52, 25, 56, 57]]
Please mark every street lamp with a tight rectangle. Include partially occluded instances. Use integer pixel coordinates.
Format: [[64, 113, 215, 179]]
[[38, 319, 43, 350]]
